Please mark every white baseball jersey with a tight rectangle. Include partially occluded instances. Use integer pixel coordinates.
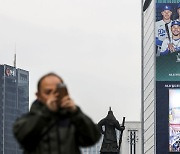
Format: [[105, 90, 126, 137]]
[[155, 20, 172, 55], [156, 20, 172, 42], [160, 37, 180, 55]]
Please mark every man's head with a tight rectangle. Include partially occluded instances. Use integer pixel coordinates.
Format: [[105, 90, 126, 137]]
[[36, 73, 64, 104], [171, 20, 180, 36], [161, 5, 172, 21]]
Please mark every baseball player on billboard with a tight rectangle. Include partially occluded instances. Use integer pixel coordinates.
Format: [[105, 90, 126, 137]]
[[156, 5, 173, 56], [176, 3, 180, 21], [160, 20, 180, 55]]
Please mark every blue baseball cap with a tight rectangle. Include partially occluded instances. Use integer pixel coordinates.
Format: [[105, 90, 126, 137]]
[[162, 5, 172, 12], [171, 20, 180, 27]]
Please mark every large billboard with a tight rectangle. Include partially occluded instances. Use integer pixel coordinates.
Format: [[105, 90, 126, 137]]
[[156, 1, 180, 153]]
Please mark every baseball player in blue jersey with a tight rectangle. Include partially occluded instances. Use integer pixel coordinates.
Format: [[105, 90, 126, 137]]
[[156, 5, 173, 56], [160, 20, 180, 55]]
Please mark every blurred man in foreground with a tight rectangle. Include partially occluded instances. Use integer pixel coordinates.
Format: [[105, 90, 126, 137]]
[[13, 72, 101, 154]]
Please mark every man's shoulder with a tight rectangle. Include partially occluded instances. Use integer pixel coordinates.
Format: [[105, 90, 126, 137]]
[[155, 20, 171, 27], [156, 20, 164, 24], [30, 100, 44, 112]]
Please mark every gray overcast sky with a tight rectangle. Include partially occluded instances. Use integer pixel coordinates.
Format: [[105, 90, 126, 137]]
[[0, 0, 141, 123]]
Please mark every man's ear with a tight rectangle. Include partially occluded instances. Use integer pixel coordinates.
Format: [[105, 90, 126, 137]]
[[36, 92, 40, 99], [36, 92, 44, 103]]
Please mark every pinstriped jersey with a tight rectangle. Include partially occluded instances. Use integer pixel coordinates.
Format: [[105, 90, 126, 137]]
[[156, 20, 172, 56], [155, 20, 172, 42], [160, 37, 180, 54]]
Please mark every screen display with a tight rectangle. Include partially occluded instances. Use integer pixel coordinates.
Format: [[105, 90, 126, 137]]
[[169, 89, 180, 152]]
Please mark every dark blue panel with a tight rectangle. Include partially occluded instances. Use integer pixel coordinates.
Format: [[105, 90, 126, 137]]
[[156, 81, 180, 154]]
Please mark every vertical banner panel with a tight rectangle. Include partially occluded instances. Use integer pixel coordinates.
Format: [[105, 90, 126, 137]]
[[155, 0, 180, 153]]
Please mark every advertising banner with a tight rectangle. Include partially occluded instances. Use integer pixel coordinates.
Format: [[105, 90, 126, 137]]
[[156, 1, 180, 153], [156, 2, 180, 81]]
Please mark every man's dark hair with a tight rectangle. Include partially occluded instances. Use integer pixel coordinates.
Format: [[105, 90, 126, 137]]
[[37, 72, 64, 92]]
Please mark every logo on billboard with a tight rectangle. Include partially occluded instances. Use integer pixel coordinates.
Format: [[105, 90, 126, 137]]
[[5, 68, 16, 77]]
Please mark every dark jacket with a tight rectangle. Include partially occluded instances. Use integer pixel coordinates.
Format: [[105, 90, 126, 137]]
[[13, 100, 101, 154]]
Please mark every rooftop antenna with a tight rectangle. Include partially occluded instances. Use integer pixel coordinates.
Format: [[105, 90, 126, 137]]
[[14, 43, 16, 68]]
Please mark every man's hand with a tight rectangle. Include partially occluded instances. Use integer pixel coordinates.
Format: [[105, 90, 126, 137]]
[[45, 92, 59, 112], [168, 43, 175, 52], [59, 96, 77, 112], [43, 92, 77, 112]]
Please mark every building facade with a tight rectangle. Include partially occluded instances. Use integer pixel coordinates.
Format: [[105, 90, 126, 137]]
[[142, 0, 180, 153], [142, 0, 155, 153], [81, 121, 141, 154], [0, 64, 29, 154], [121, 121, 141, 154]]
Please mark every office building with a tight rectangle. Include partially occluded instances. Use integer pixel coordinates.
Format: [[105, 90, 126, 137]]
[[121, 121, 141, 154], [0, 64, 29, 154]]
